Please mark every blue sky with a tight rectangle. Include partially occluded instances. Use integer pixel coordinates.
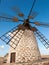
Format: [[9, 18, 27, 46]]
[[0, 0, 49, 56]]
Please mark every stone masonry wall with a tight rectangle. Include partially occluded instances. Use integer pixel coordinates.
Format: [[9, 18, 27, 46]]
[[7, 29, 41, 63]]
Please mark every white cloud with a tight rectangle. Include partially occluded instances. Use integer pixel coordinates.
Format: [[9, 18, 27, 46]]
[[0, 45, 4, 49], [40, 47, 49, 55]]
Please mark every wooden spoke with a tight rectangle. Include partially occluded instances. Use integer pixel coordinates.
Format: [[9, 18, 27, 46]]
[[28, 11, 38, 19], [0, 16, 12, 20], [30, 21, 49, 27], [28, 0, 36, 18], [0, 16, 23, 22]]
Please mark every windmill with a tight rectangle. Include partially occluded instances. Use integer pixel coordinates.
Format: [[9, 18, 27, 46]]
[[0, 0, 49, 63]]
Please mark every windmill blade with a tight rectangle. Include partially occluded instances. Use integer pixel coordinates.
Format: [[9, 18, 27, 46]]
[[9, 30, 24, 49], [28, 0, 36, 18], [18, 13, 24, 17], [11, 6, 21, 14], [28, 11, 38, 19], [0, 16, 23, 22], [0, 25, 25, 49], [0, 25, 18, 49], [12, 17, 19, 22], [31, 27, 37, 32], [34, 29, 49, 49], [0, 16, 12, 20], [0, 12, 13, 18], [11, 6, 24, 17], [30, 21, 49, 27]]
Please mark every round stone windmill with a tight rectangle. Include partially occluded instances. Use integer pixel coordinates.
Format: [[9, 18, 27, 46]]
[[7, 25, 41, 63], [0, 0, 49, 63]]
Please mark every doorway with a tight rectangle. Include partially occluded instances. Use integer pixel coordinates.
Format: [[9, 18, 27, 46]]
[[10, 52, 16, 63]]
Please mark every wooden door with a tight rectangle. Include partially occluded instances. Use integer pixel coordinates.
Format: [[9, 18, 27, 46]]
[[10, 53, 15, 63]]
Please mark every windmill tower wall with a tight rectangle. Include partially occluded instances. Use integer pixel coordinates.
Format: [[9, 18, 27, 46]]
[[7, 29, 41, 63]]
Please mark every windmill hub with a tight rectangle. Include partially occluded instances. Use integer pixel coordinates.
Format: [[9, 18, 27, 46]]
[[21, 19, 30, 29], [24, 19, 29, 24], [26, 19, 29, 22]]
